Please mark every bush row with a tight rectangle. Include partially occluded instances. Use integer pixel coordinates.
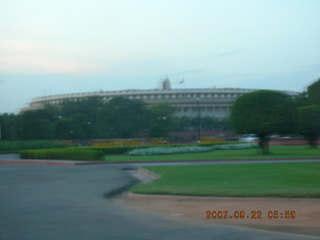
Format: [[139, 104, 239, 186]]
[[0, 140, 68, 153], [18, 142, 256, 160], [20, 148, 104, 161], [91, 146, 137, 155]]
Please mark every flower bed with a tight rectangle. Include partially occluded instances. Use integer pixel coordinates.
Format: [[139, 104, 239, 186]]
[[126, 143, 257, 156]]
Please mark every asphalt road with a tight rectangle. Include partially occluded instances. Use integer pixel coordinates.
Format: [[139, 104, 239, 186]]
[[0, 154, 20, 160], [0, 164, 319, 240]]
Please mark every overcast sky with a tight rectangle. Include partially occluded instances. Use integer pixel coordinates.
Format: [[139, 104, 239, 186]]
[[1, 0, 320, 113]]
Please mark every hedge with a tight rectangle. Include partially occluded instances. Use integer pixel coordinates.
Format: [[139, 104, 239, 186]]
[[18, 142, 257, 159], [0, 140, 67, 153], [20, 148, 103, 161], [91, 146, 136, 155]]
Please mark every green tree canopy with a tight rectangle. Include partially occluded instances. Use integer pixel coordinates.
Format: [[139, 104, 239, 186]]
[[99, 97, 149, 138], [16, 111, 54, 140], [147, 103, 176, 137], [230, 90, 297, 153], [307, 78, 320, 105], [298, 105, 320, 148], [293, 92, 310, 107], [0, 113, 19, 140]]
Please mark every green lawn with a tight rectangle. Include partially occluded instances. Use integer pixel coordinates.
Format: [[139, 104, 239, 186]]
[[132, 163, 320, 198], [103, 145, 320, 162]]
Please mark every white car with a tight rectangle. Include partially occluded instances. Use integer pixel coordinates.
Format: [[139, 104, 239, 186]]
[[239, 134, 258, 143]]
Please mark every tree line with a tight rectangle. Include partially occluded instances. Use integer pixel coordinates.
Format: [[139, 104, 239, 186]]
[[230, 78, 320, 153], [0, 96, 229, 141]]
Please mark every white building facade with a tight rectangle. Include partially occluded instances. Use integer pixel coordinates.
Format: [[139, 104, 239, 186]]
[[22, 82, 298, 119]]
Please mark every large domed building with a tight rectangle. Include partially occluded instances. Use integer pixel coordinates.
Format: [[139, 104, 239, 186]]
[[21, 79, 299, 119]]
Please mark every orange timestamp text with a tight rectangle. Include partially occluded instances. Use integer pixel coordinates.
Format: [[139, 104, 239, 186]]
[[205, 210, 296, 220]]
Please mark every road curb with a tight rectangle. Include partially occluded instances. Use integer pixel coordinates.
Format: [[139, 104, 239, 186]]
[[1, 158, 320, 166], [0, 160, 77, 166]]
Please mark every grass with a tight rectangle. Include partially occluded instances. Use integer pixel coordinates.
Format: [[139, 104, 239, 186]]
[[103, 145, 320, 162], [132, 163, 320, 198]]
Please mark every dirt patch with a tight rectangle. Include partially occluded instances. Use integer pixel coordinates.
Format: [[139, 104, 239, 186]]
[[114, 193, 320, 237], [113, 168, 320, 237]]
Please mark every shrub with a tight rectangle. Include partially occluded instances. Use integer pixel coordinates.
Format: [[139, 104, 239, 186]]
[[92, 145, 167, 155], [91, 146, 136, 155], [20, 148, 103, 161]]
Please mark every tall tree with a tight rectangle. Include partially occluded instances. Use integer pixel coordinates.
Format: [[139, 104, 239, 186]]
[[147, 103, 176, 137], [298, 105, 320, 148], [293, 92, 310, 107], [307, 78, 320, 105], [55, 113, 90, 140], [0, 113, 19, 140], [16, 111, 54, 140], [59, 97, 104, 138], [230, 90, 297, 154], [99, 97, 149, 138]]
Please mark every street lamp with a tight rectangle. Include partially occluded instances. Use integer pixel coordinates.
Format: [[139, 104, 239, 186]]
[[196, 98, 201, 142]]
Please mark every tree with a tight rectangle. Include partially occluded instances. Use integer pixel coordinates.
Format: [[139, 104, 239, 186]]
[[298, 106, 320, 148], [99, 97, 149, 138], [230, 90, 297, 154], [59, 97, 103, 138], [55, 117, 77, 140], [16, 111, 54, 140], [293, 92, 310, 108], [147, 103, 176, 137], [55, 114, 89, 140], [307, 78, 320, 105], [0, 113, 19, 140]]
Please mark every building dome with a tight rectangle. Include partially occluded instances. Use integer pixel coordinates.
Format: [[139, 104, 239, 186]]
[[162, 78, 171, 90]]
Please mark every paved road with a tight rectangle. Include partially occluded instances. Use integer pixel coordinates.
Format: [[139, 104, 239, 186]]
[[0, 164, 318, 240], [0, 154, 20, 160]]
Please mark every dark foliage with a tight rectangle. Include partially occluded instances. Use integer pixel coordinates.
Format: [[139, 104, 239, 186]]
[[230, 90, 297, 154], [307, 78, 320, 105], [20, 148, 104, 160], [298, 105, 320, 148]]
